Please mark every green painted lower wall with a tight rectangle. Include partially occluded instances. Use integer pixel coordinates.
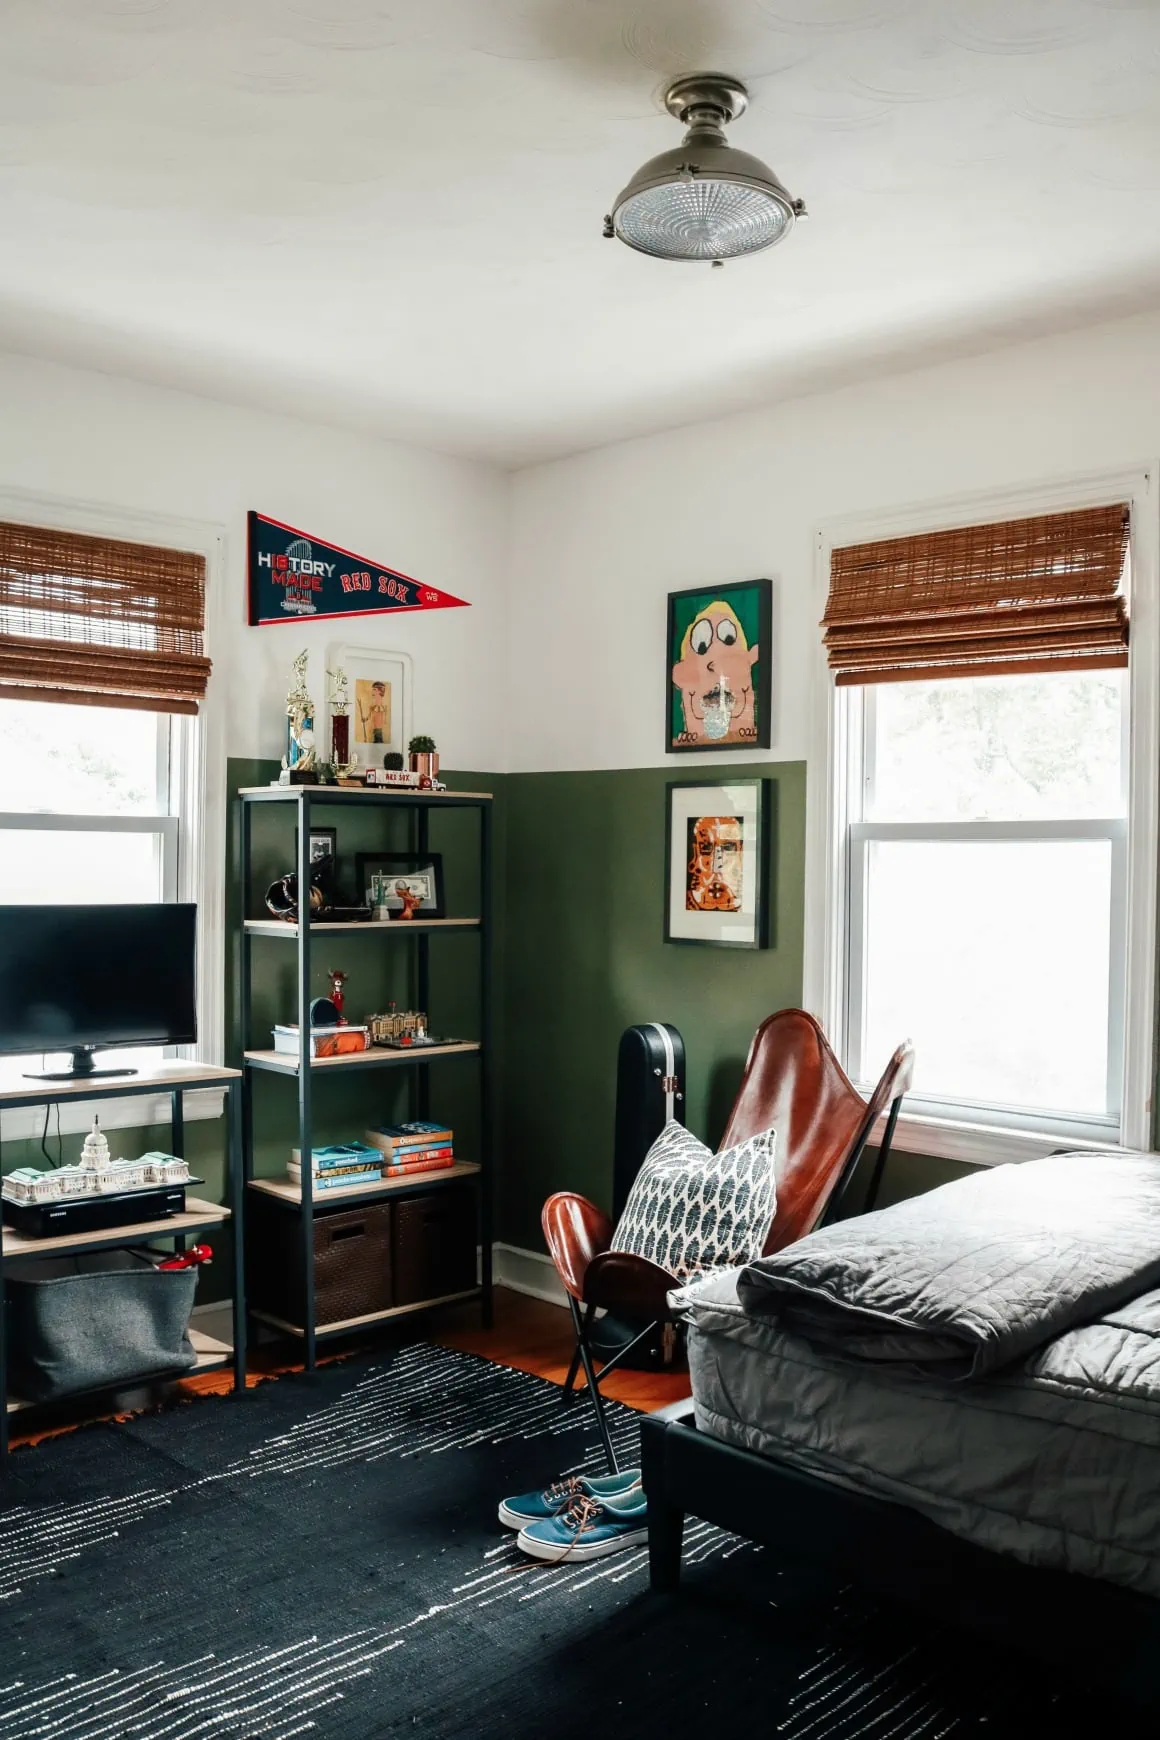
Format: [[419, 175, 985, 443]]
[[497, 761, 808, 1251], [0, 755, 966, 1309]]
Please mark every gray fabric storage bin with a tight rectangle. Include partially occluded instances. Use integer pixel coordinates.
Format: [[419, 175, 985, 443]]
[[5, 1250, 198, 1403]]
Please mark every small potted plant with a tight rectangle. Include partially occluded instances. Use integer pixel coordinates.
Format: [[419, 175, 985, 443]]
[[408, 734, 439, 779]]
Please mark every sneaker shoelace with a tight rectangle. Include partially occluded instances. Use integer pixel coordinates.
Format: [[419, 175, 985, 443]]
[[542, 1475, 586, 1506], [542, 1494, 606, 1565]]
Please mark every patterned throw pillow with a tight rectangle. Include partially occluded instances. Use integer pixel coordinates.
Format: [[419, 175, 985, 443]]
[[609, 1120, 777, 1282]]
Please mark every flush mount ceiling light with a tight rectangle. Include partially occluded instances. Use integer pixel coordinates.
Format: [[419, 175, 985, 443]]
[[605, 73, 806, 265]]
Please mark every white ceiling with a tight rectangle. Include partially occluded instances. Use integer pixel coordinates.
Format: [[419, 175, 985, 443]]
[[3, 0, 1160, 466]]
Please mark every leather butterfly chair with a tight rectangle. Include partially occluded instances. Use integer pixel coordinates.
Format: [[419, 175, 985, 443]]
[[541, 1010, 915, 1471]]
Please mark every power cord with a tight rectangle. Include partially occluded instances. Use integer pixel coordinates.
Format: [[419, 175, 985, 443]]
[[40, 1092, 62, 1169]]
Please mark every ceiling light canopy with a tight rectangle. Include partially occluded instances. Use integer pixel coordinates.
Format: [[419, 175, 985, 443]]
[[605, 74, 805, 265]]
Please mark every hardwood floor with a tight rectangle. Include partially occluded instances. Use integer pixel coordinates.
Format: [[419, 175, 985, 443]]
[[435, 1286, 691, 1413], [7, 1286, 689, 1451]]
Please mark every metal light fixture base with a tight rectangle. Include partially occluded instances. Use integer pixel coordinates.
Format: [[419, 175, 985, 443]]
[[663, 74, 749, 127]]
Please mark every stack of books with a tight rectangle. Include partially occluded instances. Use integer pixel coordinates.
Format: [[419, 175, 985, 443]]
[[288, 1142, 383, 1192], [363, 1120, 455, 1178]]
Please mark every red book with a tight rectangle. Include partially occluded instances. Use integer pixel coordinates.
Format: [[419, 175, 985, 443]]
[[382, 1144, 453, 1167], [383, 1154, 456, 1176]]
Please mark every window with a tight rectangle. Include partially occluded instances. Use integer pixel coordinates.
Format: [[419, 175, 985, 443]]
[[0, 508, 220, 1104], [814, 483, 1159, 1158], [845, 669, 1127, 1137], [0, 697, 182, 1076]]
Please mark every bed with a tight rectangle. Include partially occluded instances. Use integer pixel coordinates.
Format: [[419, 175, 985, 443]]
[[640, 1151, 1160, 1707]]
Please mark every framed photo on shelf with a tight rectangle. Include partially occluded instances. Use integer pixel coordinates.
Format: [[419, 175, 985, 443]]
[[294, 826, 337, 866], [355, 851, 445, 918], [326, 642, 413, 772], [667, 578, 772, 753], [665, 778, 770, 949]]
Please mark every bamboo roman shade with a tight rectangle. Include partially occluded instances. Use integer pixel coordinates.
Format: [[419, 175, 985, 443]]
[[822, 504, 1130, 685], [0, 520, 211, 714]]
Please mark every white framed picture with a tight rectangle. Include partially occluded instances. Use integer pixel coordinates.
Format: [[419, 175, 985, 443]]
[[665, 778, 770, 949], [326, 643, 413, 771]]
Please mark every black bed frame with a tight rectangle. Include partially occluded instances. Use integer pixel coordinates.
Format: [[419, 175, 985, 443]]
[[640, 1402, 1160, 1711]]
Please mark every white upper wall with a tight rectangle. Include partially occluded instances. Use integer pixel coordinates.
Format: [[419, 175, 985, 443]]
[[0, 351, 509, 769], [508, 306, 1160, 774], [6, 305, 1160, 784]]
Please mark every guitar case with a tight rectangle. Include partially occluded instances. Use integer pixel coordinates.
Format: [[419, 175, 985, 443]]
[[592, 1023, 688, 1372]]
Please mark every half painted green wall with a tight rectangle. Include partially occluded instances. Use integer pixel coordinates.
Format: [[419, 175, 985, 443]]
[[0, 754, 961, 1311], [497, 761, 807, 1251]]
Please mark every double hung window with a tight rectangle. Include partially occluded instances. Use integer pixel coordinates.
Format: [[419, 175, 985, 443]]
[[0, 516, 211, 1081], [822, 501, 1141, 1145]]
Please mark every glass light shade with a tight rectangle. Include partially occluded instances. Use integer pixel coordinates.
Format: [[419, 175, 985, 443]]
[[614, 178, 791, 261]]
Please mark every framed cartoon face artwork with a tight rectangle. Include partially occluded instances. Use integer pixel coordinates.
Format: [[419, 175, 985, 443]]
[[665, 779, 770, 949], [667, 579, 771, 753]]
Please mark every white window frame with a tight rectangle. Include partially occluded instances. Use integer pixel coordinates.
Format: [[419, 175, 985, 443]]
[[805, 465, 1159, 1167], [0, 487, 228, 1140]]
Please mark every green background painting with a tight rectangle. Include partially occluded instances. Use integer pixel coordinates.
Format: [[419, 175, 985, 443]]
[[668, 580, 766, 745]]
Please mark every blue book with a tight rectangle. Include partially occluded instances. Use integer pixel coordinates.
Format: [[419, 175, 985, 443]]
[[291, 1143, 382, 1170]]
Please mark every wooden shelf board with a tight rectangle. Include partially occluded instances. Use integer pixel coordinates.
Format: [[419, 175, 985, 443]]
[[2, 1197, 230, 1259], [251, 1290, 481, 1340], [249, 1161, 481, 1207], [7, 1328, 234, 1413], [0, 1062, 240, 1108], [244, 1041, 480, 1075], [238, 786, 492, 801], [245, 918, 480, 937], [188, 1327, 233, 1367]]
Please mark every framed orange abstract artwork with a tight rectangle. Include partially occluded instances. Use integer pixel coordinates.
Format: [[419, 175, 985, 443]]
[[665, 778, 770, 948]]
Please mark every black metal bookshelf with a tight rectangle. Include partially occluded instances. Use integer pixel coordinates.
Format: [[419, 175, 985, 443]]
[[237, 784, 494, 1369]]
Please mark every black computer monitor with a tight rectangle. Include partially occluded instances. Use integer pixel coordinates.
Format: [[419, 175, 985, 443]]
[[0, 903, 197, 1080]]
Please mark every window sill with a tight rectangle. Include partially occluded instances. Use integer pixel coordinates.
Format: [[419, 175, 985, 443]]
[[881, 1109, 1124, 1170], [0, 1087, 226, 1146]]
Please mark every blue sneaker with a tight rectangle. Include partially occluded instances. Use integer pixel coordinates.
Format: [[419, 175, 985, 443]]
[[515, 1489, 649, 1563], [498, 1468, 641, 1531]]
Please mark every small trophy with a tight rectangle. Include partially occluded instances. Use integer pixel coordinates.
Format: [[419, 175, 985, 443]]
[[327, 665, 357, 779], [280, 651, 320, 785]]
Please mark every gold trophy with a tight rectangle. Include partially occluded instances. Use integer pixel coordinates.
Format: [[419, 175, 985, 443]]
[[280, 651, 319, 785]]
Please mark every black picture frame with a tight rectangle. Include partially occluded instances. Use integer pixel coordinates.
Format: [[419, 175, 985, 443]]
[[354, 851, 445, 918], [664, 777, 770, 949], [666, 577, 772, 754], [294, 826, 337, 866]]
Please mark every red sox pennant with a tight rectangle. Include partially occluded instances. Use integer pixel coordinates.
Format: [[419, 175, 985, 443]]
[[247, 512, 470, 626]]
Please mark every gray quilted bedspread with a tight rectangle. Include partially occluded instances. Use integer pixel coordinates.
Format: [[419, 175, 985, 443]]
[[734, 1150, 1160, 1378]]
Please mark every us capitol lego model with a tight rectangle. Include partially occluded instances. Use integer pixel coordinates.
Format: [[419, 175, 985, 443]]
[[1, 1117, 190, 1207]]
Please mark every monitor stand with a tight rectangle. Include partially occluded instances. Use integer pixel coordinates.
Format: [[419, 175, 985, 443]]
[[24, 1047, 138, 1083]]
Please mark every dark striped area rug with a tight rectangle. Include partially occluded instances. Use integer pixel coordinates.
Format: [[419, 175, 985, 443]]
[[0, 1344, 1127, 1739]]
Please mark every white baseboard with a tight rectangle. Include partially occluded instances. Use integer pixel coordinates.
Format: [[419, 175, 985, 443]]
[[491, 1242, 568, 1308]]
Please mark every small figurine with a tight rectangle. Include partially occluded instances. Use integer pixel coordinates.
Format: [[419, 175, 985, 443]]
[[328, 968, 348, 1023], [392, 881, 424, 921]]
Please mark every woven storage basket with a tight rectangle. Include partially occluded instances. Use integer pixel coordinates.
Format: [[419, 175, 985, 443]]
[[392, 1186, 477, 1306]]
